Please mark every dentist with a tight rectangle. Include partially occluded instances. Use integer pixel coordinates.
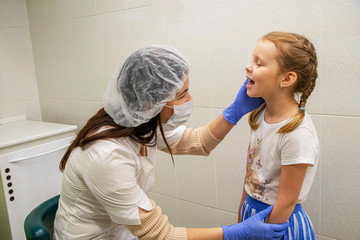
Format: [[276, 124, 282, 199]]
[[54, 45, 289, 240]]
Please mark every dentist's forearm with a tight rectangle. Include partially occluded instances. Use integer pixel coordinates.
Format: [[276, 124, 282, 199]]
[[187, 228, 224, 240], [209, 113, 235, 140]]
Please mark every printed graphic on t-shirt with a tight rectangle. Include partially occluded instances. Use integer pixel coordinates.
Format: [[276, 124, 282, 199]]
[[245, 138, 272, 202]]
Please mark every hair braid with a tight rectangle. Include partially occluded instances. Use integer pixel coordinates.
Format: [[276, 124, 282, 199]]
[[299, 39, 318, 109]]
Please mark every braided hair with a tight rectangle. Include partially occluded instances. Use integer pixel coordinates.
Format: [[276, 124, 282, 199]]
[[248, 31, 318, 133]]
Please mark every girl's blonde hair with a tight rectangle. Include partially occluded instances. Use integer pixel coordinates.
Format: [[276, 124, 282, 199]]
[[249, 31, 318, 133]]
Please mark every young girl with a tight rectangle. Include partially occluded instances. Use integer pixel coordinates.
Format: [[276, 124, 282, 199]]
[[238, 32, 319, 239]]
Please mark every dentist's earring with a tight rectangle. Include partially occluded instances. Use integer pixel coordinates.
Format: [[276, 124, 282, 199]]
[[280, 84, 283, 89]]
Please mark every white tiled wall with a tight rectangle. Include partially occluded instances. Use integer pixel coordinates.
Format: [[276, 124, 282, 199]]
[[0, 0, 41, 120], [25, 0, 360, 239]]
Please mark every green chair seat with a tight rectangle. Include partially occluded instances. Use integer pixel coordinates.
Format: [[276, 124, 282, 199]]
[[24, 195, 60, 240]]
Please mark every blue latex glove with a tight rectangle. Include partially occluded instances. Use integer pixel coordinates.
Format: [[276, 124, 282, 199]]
[[222, 206, 289, 240], [223, 79, 264, 125]]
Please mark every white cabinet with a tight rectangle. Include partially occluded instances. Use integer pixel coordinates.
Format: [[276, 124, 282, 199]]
[[0, 116, 77, 240]]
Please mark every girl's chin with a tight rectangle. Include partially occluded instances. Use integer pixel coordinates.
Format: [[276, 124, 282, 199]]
[[246, 90, 258, 98]]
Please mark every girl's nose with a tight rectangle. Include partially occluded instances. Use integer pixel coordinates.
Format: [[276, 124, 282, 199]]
[[245, 63, 252, 72]]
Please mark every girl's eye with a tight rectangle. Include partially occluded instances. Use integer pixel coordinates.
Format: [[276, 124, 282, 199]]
[[250, 60, 262, 66]]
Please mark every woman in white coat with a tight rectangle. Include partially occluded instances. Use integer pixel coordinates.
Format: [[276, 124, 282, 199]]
[[54, 45, 289, 240]]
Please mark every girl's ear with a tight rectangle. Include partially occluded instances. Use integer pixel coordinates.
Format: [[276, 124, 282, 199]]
[[281, 72, 297, 88]]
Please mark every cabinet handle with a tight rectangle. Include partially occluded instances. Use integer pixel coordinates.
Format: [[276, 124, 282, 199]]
[[8, 145, 69, 163]]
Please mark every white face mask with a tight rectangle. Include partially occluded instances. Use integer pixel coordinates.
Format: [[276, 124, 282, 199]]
[[163, 99, 194, 129]]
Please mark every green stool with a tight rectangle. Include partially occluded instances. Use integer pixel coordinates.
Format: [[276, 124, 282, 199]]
[[24, 195, 60, 240]]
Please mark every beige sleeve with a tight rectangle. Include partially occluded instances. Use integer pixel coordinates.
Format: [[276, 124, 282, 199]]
[[161, 123, 222, 156], [126, 200, 188, 240]]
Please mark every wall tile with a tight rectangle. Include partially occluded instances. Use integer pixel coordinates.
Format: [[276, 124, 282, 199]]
[[70, 0, 97, 18], [178, 200, 218, 228], [321, 0, 360, 116], [96, 0, 127, 14], [30, 25, 58, 99], [301, 115, 321, 234], [302, 163, 321, 234], [217, 209, 237, 226], [80, 101, 103, 126], [0, 102, 19, 119], [175, 153, 217, 207], [175, 107, 217, 207], [43, 0, 70, 23], [147, 192, 180, 227], [23, 99, 42, 120], [179, 45, 212, 108], [97, 11, 130, 85], [49, 21, 79, 100], [127, 0, 152, 9], [163, 0, 208, 48], [26, 0, 48, 26], [0, 103, 8, 119], [0, 100, 41, 121], [154, 0, 211, 108], [127, 3, 165, 51], [0, 63, 7, 105], [27, 0, 70, 26], [215, 111, 250, 213], [207, 0, 258, 109], [0, 1, 41, 120], [40, 99, 61, 123], [321, 116, 360, 239], [257, 0, 321, 37], [321, 236, 338, 240], [152, 150, 177, 198], [58, 100, 82, 128], [20, 98, 42, 121], [72, 17, 104, 102], [0, 28, 39, 102], [0, 0, 28, 27]]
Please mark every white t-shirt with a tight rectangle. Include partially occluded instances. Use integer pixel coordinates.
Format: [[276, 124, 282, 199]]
[[244, 110, 319, 205], [54, 125, 186, 240]]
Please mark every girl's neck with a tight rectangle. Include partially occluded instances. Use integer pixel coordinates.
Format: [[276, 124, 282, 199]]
[[264, 96, 298, 124]]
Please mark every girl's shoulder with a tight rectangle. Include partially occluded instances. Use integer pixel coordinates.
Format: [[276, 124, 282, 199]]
[[283, 112, 319, 145], [299, 112, 318, 135]]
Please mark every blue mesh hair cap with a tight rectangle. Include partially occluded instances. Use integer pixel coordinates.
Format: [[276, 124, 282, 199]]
[[103, 45, 190, 127]]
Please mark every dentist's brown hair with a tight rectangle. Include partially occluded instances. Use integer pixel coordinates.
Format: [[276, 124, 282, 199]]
[[59, 108, 173, 171]]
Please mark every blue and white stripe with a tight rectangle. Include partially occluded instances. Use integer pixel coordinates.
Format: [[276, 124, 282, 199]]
[[241, 194, 316, 240]]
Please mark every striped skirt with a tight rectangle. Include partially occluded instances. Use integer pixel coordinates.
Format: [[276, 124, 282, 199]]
[[240, 194, 316, 240]]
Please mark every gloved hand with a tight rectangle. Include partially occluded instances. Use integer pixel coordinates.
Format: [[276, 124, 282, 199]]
[[222, 206, 289, 240], [223, 79, 264, 125]]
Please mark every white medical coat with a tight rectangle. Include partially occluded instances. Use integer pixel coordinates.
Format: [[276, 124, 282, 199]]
[[54, 126, 186, 240]]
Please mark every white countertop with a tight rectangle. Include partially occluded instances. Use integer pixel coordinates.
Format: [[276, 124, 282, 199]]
[[0, 115, 77, 149]]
